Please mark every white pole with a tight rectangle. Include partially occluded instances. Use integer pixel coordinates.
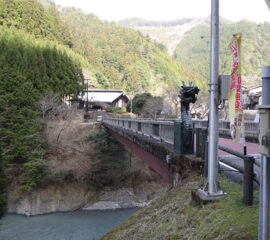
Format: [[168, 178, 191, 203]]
[[262, 155, 269, 240], [131, 97, 133, 114], [208, 0, 219, 194], [259, 66, 270, 239]]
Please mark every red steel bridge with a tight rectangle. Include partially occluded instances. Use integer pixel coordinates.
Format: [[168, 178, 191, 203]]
[[102, 117, 259, 183]]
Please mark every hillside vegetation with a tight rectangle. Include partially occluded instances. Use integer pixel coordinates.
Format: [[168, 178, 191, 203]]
[[0, 0, 87, 207], [175, 20, 270, 87], [102, 175, 259, 240], [121, 17, 270, 88], [0, 0, 72, 46], [118, 18, 203, 56], [0, 27, 85, 192], [58, 7, 204, 92], [0, 0, 198, 216]]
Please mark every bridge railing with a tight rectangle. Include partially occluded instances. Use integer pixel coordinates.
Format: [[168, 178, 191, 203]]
[[193, 119, 258, 142], [102, 118, 175, 143], [103, 118, 259, 143]]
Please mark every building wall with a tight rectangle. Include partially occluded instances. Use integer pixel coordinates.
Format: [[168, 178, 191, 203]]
[[113, 97, 127, 108]]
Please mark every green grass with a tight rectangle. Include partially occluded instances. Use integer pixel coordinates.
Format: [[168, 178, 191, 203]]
[[101, 175, 259, 240]]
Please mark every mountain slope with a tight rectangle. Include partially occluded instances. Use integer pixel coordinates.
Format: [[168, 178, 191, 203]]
[[118, 18, 203, 56], [120, 17, 270, 88], [175, 20, 270, 87], [0, 0, 73, 46], [58, 8, 204, 92], [0, 0, 88, 193], [0, 0, 205, 195]]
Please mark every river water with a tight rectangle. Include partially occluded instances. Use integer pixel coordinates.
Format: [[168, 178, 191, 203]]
[[0, 208, 138, 240]]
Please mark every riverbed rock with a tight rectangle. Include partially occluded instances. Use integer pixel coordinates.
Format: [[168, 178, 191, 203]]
[[8, 183, 95, 216], [83, 188, 149, 210]]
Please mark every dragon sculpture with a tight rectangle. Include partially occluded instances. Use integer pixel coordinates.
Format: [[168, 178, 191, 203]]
[[179, 81, 200, 151]]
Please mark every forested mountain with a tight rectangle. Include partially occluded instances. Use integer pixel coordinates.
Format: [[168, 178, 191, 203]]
[[121, 17, 270, 88], [57, 8, 203, 92], [118, 17, 203, 56], [0, 0, 73, 46], [0, 0, 199, 206], [175, 20, 270, 87], [0, 0, 87, 200]]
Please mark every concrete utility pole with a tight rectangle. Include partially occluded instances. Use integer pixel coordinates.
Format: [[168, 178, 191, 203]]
[[197, 0, 225, 198], [207, 0, 220, 194], [126, 92, 134, 114], [258, 66, 270, 240], [258, 3, 270, 239], [84, 79, 90, 122]]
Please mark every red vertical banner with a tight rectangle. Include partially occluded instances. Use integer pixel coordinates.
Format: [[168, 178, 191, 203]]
[[228, 33, 245, 143]]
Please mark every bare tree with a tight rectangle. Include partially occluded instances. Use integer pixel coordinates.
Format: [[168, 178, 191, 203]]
[[190, 90, 209, 119], [38, 92, 60, 119], [165, 87, 181, 117], [39, 92, 78, 143], [142, 97, 163, 118]]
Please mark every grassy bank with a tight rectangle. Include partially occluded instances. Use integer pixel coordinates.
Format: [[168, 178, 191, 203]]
[[101, 174, 259, 240]]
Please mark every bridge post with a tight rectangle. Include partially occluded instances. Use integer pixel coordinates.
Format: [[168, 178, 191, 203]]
[[243, 156, 254, 206], [196, 127, 208, 158], [204, 140, 209, 177], [174, 120, 194, 154]]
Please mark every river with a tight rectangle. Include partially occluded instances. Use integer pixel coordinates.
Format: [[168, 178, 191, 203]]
[[0, 208, 138, 240]]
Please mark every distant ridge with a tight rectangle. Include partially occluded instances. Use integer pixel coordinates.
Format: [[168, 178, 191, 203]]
[[118, 17, 199, 28], [118, 17, 204, 56]]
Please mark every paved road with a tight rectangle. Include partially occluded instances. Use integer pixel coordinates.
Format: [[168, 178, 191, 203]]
[[218, 137, 261, 183], [218, 138, 259, 155]]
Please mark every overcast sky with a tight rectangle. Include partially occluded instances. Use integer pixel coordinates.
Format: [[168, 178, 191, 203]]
[[53, 0, 270, 23]]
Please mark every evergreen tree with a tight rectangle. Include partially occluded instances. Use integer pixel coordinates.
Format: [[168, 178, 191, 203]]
[[0, 145, 7, 219], [0, 27, 85, 190]]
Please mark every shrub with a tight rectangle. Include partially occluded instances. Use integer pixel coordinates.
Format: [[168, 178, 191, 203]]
[[126, 93, 153, 115], [106, 107, 126, 113], [85, 129, 130, 189], [19, 157, 46, 191]]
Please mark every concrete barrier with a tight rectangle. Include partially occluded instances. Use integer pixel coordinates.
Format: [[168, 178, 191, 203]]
[[103, 118, 259, 144]]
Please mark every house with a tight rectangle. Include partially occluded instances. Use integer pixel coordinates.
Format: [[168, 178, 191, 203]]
[[242, 85, 262, 109], [78, 89, 129, 110]]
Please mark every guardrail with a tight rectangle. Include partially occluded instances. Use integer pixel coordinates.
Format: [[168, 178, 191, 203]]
[[218, 145, 255, 206], [103, 118, 259, 143]]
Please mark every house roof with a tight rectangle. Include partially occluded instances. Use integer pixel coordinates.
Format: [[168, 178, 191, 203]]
[[79, 89, 128, 103]]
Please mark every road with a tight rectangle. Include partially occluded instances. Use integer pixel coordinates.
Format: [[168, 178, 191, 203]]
[[218, 138, 259, 155]]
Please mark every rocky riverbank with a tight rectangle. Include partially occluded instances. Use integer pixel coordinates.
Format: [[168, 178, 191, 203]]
[[7, 111, 169, 216], [8, 183, 167, 216]]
